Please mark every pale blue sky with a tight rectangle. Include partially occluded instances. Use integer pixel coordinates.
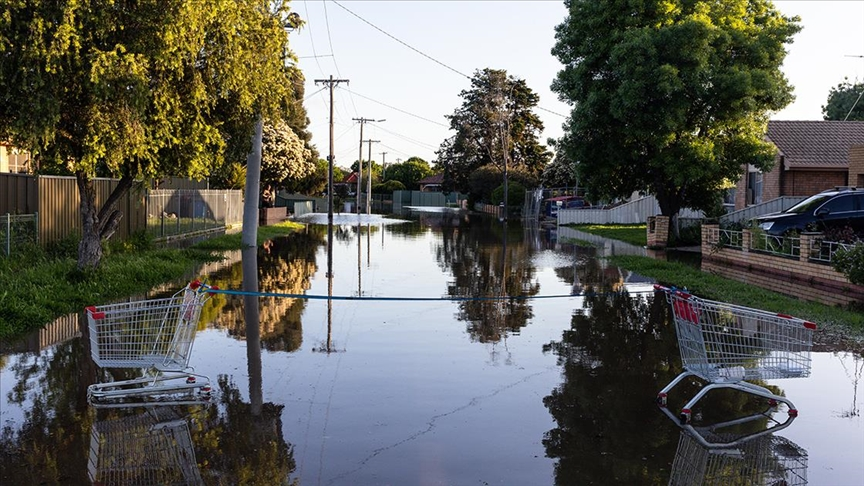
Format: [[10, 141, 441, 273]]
[[290, 1, 864, 167]]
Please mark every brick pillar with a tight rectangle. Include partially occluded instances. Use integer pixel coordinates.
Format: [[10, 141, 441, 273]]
[[742, 229, 751, 253], [647, 215, 669, 249], [799, 232, 819, 262], [702, 223, 719, 254]]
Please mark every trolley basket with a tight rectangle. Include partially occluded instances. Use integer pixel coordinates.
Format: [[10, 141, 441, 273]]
[[86, 281, 216, 407], [654, 285, 816, 424]]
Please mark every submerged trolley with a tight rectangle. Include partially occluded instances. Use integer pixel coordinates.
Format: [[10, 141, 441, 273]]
[[654, 285, 816, 424], [668, 428, 808, 486], [88, 408, 203, 485], [86, 281, 215, 408]]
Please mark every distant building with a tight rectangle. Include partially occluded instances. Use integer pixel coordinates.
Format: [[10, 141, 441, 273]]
[[418, 173, 443, 192]]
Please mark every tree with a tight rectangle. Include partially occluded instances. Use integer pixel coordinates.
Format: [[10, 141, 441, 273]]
[[552, 0, 800, 225], [384, 156, 433, 189], [261, 119, 314, 191], [437, 68, 551, 201], [0, 0, 299, 269], [823, 79, 864, 121], [541, 138, 579, 189]]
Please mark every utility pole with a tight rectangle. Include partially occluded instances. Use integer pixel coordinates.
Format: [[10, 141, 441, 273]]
[[352, 117, 385, 213], [315, 76, 349, 224], [380, 152, 388, 180], [365, 139, 380, 214]]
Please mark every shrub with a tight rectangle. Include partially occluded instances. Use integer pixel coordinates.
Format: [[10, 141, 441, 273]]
[[832, 242, 864, 286]]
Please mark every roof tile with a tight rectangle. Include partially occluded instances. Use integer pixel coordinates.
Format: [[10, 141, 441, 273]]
[[767, 120, 864, 169]]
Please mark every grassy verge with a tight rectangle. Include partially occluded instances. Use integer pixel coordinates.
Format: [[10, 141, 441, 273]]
[[0, 221, 302, 340], [567, 224, 647, 247], [610, 255, 864, 331]]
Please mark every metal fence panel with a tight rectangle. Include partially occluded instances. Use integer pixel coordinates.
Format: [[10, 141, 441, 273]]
[[146, 189, 243, 238], [719, 196, 807, 226], [558, 195, 704, 225], [0, 173, 38, 215], [1, 213, 38, 256]]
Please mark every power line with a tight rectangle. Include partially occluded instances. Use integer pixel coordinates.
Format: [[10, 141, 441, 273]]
[[537, 105, 568, 118], [322, 0, 358, 117], [345, 89, 448, 127], [331, 0, 470, 79], [375, 125, 439, 150]]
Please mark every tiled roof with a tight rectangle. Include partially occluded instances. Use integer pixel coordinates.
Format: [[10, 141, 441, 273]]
[[418, 173, 444, 184], [767, 120, 864, 169], [343, 172, 358, 183]]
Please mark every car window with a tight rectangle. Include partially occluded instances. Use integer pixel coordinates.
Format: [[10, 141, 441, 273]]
[[822, 195, 855, 213], [785, 194, 832, 214]]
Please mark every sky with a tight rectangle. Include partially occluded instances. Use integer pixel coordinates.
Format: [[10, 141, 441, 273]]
[[289, 1, 864, 169]]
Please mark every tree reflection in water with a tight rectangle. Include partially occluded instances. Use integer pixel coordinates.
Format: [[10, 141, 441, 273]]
[[437, 216, 539, 343], [541, 281, 791, 484], [201, 227, 326, 352]]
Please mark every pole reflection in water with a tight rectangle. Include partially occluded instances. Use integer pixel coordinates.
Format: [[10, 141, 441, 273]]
[[88, 408, 203, 486], [242, 245, 262, 415], [315, 216, 342, 354], [668, 428, 808, 486]]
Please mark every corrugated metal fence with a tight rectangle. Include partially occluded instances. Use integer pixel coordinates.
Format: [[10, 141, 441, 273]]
[[718, 196, 806, 226], [558, 195, 704, 225], [1, 173, 242, 245]]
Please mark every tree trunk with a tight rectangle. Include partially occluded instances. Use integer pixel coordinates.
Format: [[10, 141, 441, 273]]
[[75, 172, 135, 270], [656, 190, 683, 241]]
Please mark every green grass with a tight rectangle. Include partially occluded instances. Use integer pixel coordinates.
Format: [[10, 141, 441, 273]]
[[0, 221, 302, 340], [568, 224, 647, 247], [610, 255, 864, 332]]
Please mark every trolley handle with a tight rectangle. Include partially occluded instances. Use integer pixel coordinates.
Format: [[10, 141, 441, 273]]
[[189, 280, 220, 296]]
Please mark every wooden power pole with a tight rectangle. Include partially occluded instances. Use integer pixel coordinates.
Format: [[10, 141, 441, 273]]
[[365, 139, 380, 214], [314, 75, 349, 223]]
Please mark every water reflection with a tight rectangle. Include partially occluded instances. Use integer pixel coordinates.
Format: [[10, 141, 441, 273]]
[[668, 429, 808, 486], [88, 408, 203, 485]]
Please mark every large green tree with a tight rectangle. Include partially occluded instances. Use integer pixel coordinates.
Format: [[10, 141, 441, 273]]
[[437, 68, 551, 201], [823, 79, 864, 121], [552, 0, 800, 221], [0, 0, 299, 269], [384, 156, 433, 189]]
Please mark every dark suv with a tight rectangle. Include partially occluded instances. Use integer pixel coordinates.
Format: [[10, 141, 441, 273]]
[[753, 187, 864, 237]]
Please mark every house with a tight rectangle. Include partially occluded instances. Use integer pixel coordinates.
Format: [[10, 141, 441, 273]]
[[734, 120, 864, 210], [0, 142, 31, 174], [418, 173, 443, 192]]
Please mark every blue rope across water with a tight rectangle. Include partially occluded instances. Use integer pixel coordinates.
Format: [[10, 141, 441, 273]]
[[202, 287, 648, 302]]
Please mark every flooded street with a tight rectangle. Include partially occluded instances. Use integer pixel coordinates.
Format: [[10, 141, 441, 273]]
[[1, 211, 862, 485]]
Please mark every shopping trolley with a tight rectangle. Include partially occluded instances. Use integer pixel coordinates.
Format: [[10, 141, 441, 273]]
[[668, 427, 808, 486], [88, 408, 203, 485], [654, 285, 816, 424], [86, 280, 216, 408]]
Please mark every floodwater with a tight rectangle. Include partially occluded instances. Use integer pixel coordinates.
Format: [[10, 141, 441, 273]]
[[1, 211, 862, 485]]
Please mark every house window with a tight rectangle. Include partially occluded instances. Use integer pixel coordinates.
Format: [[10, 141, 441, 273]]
[[747, 171, 763, 205]]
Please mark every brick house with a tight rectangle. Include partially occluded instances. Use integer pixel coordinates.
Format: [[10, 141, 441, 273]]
[[418, 173, 443, 192], [734, 120, 864, 210]]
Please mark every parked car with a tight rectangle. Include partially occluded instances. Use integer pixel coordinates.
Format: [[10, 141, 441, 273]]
[[753, 187, 864, 237], [544, 196, 588, 217]]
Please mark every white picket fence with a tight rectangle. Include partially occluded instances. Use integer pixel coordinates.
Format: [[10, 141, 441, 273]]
[[557, 195, 703, 225]]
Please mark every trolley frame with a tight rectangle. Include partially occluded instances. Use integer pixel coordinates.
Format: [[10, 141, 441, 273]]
[[86, 281, 216, 407], [654, 285, 816, 424]]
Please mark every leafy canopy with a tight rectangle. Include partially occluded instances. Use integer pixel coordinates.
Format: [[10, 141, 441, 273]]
[[384, 156, 433, 189], [437, 68, 551, 201], [823, 79, 864, 121], [552, 0, 800, 216]]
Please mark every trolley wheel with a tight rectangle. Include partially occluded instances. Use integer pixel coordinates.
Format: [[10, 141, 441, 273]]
[[656, 393, 668, 408], [186, 376, 197, 384], [788, 409, 798, 417], [679, 409, 691, 425], [201, 385, 212, 394]]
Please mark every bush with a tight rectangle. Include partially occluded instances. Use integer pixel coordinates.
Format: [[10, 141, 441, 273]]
[[832, 242, 864, 285], [491, 181, 526, 208]]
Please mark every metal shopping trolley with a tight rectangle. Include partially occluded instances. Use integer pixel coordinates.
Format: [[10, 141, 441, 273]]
[[86, 281, 215, 408], [88, 408, 204, 485], [654, 285, 816, 424], [668, 428, 808, 486]]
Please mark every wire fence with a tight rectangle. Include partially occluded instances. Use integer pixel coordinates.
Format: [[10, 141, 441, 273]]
[[146, 190, 242, 239], [1, 213, 38, 257]]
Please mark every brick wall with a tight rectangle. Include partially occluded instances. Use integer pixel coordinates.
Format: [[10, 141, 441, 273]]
[[784, 170, 847, 196], [701, 224, 864, 306], [734, 165, 749, 211], [762, 160, 782, 202], [850, 145, 864, 188]]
